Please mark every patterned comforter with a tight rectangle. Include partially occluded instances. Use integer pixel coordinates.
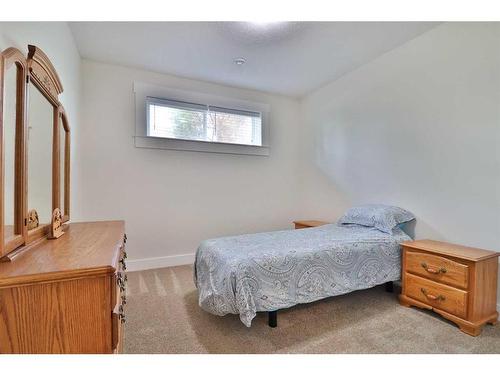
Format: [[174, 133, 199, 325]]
[[194, 223, 411, 327]]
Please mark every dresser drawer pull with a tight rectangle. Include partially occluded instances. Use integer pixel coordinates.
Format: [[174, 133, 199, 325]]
[[117, 276, 126, 291], [119, 305, 126, 323], [421, 262, 447, 274], [420, 288, 445, 301]]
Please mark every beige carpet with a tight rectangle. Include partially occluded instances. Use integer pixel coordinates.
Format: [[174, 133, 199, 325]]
[[123, 265, 500, 354]]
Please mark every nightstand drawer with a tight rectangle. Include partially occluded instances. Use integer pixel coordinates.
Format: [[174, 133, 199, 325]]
[[405, 250, 469, 289], [405, 273, 468, 319]]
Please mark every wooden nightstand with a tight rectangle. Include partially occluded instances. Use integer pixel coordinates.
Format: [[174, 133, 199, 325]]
[[293, 220, 329, 229], [399, 239, 499, 336]]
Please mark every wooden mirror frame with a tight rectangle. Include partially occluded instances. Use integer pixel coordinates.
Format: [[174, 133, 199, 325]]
[[0, 48, 27, 258], [58, 105, 70, 223], [25, 45, 65, 245], [0, 45, 70, 261]]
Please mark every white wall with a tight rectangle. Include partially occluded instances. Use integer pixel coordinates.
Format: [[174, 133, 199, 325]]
[[300, 23, 500, 300], [80, 60, 302, 268], [0, 22, 83, 221]]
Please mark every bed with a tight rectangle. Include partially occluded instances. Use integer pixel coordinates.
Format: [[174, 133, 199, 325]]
[[194, 221, 412, 327]]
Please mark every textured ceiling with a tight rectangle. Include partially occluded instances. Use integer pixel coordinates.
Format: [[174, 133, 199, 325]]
[[69, 22, 439, 97]]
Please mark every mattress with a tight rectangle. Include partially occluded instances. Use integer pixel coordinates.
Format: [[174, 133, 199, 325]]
[[194, 223, 411, 327]]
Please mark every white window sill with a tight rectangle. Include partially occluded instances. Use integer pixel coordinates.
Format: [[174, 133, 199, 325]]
[[134, 136, 270, 156]]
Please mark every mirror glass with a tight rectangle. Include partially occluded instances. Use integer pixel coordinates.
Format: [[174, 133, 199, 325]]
[[27, 86, 53, 230], [59, 116, 66, 217], [3, 65, 18, 243]]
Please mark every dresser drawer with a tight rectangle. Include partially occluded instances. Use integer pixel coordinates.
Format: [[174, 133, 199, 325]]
[[405, 273, 468, 319], [405, 249, 469, 289]]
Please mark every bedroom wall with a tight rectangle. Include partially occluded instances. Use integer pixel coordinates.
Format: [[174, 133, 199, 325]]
[[299, 22, 500, 302], [0, 22, 83, 220], [80, 60, 302, 270]]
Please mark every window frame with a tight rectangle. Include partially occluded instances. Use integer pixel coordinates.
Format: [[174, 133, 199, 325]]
[[134, 82, 270, 156]]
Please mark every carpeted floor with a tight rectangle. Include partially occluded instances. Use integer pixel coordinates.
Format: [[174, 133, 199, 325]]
[[123, 265, 500, 354]]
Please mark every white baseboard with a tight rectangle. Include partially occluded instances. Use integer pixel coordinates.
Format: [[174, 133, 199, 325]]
[[127, 253, 195, 272]]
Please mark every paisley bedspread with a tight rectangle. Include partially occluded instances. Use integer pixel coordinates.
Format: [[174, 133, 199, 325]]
[[194, 223, 411, 327]]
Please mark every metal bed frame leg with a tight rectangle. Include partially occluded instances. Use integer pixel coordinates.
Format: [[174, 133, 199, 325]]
[[268, 311, 277, 328], [385, 281, 394, 293]]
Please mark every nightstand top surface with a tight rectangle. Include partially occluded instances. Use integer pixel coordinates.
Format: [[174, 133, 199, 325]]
[[402, 239, 499, 262], [293, 220, 330, 227]]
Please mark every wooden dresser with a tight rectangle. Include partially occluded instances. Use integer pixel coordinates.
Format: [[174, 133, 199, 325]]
[[399, 239, 499, 336], [0, 221, 127, 353]]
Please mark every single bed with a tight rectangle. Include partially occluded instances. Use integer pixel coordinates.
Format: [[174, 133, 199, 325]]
[[194, 222, 411, 327]]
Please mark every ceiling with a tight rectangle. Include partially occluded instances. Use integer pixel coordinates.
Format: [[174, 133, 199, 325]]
[[69, 22, 439, 97]]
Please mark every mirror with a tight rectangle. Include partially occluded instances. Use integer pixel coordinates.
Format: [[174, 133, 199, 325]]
[[3, 63, 17, 244], [59, 113, 68, 220], [27, 86, 53, 231]]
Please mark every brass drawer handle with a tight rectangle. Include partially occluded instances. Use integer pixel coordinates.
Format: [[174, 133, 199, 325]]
[[116, 272, 128, 293], [116, 274, 126, 291], [118, 281, 125, 293], [421, 288, 445, 301], [117, 282, 125, 293], [119, 305, 126, 324], [421, 262, 446, 274]]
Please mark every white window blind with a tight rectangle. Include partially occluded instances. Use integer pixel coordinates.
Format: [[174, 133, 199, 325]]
[[146, 97, 262, 147]]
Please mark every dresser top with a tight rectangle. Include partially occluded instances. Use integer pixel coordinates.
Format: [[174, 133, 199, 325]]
[[0, 221, 125, 287], [402, 239, 499, 262]]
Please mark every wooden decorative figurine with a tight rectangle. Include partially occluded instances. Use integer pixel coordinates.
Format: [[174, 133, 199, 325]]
[[49, 208, 65, 239], [27, 209, 39, 230]]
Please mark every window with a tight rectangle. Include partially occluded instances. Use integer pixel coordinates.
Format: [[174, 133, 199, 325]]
[[146, 97, 262, 146], [134, 82, 269, 156]]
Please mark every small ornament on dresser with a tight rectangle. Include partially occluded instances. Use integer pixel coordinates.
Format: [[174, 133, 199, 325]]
[[27, 209, 39, 230], [48, 208, 65, 239]]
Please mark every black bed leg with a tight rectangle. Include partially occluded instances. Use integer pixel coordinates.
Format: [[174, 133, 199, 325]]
[[385, 281, 394, 293], [268, 311, 277, 328]]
